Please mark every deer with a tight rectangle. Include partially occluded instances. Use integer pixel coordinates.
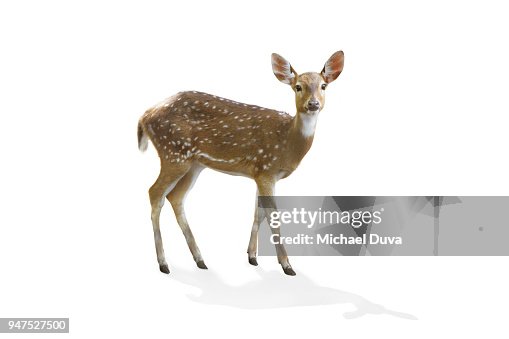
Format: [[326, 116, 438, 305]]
[[138, 51, 344, 276]]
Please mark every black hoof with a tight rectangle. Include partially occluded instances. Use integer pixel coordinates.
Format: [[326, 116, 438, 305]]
[[248, 257, 258, 266], [159, 264, 170, 274], [283, 266, 296, 276], [196, 260, 208, 269]]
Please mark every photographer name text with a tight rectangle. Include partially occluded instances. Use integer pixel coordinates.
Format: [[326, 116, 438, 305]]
[[270, 233, 402, 245]]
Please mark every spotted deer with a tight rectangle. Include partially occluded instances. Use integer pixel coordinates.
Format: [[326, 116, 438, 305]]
[[138, 51, 344, 275]]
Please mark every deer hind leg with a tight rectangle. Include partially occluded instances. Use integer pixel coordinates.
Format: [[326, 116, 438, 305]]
[[247, 190, 263, 266], [149, 163, 190, 274], [166, 164, 207, 269], [255, 177, 296, 276]]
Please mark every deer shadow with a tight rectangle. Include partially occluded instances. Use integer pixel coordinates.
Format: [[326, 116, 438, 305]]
[[171, 266, 417, 319]]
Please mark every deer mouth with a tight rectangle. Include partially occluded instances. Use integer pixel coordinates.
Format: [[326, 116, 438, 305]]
[[303, 109, 320, 115]]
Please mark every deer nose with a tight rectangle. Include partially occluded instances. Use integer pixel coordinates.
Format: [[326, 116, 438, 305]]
[[307, 100, 320, 112]]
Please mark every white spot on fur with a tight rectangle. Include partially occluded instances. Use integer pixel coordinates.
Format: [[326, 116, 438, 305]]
[[198, 152, 231, 163]]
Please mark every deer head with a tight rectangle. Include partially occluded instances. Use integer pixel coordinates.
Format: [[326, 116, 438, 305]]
[[271, 51, 344, 114]]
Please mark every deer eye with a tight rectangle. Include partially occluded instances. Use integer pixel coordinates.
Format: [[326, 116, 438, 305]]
[[295, 84, 302, 92], [321, 84, 327, 90]]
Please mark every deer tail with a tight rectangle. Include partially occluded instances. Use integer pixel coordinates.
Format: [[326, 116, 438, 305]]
[[137, 120, 149, 152]]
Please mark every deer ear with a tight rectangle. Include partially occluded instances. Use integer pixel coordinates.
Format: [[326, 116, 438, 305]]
[[321, 51, 344, 83], [271, 53, 297, 85]]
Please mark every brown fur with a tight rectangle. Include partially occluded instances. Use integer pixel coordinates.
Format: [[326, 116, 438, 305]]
[[139, 91, 312, 179]]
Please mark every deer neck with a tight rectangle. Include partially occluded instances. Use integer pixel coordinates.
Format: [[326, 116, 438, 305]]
[[283, 112, 318, 170]]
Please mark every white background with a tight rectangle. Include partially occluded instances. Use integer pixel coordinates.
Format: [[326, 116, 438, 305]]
[[1, 0, 508, 337]]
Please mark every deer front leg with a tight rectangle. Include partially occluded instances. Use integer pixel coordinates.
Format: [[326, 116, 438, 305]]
[[255, 177, 296, 276], [247, 190, 263, 266]]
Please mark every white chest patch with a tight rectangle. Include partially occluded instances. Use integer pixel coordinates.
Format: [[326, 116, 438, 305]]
[[300, 114, 318, 137]]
